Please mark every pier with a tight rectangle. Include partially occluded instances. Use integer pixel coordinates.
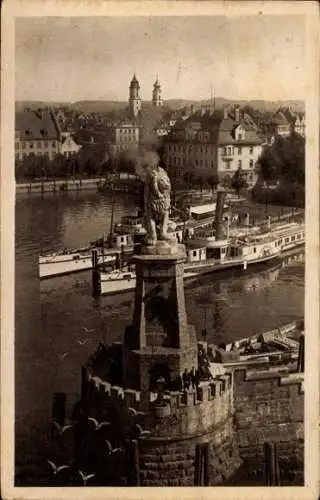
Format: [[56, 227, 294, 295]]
[[47, 239, 304, 486]]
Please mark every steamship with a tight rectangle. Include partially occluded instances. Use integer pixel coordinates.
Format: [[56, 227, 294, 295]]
[[97, 191, 304, 296], [38, 203, 227, 279]]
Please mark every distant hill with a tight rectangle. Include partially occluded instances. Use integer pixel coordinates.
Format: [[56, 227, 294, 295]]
[[71, 101, 128, 112], [71, 98, 306, 114], [15, 98, 305, 114], [165, 98, 305, 113], [15, 101, 71, 111]]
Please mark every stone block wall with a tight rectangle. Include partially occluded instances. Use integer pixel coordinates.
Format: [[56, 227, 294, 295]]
[[80, 367, 240, 485], [233, 368, 304, 469], [138, 423, 241, 486]]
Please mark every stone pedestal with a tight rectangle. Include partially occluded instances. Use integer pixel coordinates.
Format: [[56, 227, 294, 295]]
[[123, 243, 198, 392]]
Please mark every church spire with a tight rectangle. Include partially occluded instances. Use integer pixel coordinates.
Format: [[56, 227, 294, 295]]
[[129, 73, 141, 117], [152, 75, 162, 107]]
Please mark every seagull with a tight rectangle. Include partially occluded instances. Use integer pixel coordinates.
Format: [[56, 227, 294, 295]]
[[111, 447, 124, 455], [52, 421, 73, 435], [88, 417, 111, 431], [58, 352, 68, 360], [135, 424, 151, 437], [104, 440, 123, 455], [105, 439, 113, 454], [128, 407, 146, 418], [76, 338, 91, 346], [47, 460, 70, 475], [82, 326, 94, 334], [78, 470, 95, 486]]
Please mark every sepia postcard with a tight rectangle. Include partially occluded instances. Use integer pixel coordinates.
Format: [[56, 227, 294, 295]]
[[1, 1, 319, 500]]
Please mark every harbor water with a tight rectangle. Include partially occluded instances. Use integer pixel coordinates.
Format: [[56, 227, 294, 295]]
[[15, 191, 305, 484]]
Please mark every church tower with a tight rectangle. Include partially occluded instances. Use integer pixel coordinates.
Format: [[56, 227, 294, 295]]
[[129, 73, 142, 118], [152, 76, 162, 108]]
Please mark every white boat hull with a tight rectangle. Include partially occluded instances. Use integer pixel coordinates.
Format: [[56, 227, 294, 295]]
[[39, 254, 116, 279], [99, 270, 198, 296], [98, 252, 280, 297]]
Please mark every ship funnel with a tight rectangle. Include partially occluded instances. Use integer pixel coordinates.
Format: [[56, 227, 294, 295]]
[[215, 190, 227, 241]]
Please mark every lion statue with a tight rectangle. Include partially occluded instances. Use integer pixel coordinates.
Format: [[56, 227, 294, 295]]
[[140, 152, 172, 246]]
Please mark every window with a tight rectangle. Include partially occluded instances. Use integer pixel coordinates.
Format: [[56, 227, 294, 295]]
[[250, 146, 254, 154], [52, 141, 56, 148], [253, 247, 256, 253], [238, 147, 242, 155], [29, 142, 34, 148], [249, 160, 254, 168], [285, 237, 289, 243], [37, 141, 42, 148], [221, 247, 226, 253], [291, 236, 295, 241], [238, 134, 242, 140], [192, 250, 197, 257], [21, 142, 26, 149], [223, 147, 227, 155], [225, 162, 231, 169], [211, 161, 214, 168], [238, 160, 242, 169]]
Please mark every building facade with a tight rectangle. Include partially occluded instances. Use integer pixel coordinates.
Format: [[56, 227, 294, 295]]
[[15, 108, 61, 161], [294, 114, 305, 137], [60, 132, 82, 158], [163, 105, 263, 186], [128, 74, 142, 118], [106, 122, 141, 154]]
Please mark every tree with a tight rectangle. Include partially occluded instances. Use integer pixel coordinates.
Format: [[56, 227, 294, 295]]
[[51, 153, 69, 178], [207, 173, 219, 193], [258, 133, 305, 186], [231, 169, 248, 197]]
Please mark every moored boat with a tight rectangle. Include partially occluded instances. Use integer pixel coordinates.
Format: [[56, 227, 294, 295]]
[[98, 267, 199, 296], [39, 247, 117, 279]]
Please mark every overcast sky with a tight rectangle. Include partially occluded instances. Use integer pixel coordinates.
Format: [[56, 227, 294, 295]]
[[15, 16, 306, 103]]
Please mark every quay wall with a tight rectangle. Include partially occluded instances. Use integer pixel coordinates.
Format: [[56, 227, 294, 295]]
[[138, 421, 241, 486], [16, 174, 139, 194], [233, 368, 304, 470]]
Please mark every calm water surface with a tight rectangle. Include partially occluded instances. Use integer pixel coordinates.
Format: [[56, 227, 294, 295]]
[[15, 191, 304, 481]]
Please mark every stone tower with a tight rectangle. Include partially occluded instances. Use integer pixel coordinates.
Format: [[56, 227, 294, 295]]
[[79, 241, 241, 486], [152, 76, 162, 108], [129, 73, 142, 118], [123, 245, 198, 392]]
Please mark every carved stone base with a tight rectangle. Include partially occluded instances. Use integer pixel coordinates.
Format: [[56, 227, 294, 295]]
[[141, 241, 186, 258]]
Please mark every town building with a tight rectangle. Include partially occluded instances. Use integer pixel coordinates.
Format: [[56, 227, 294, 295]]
[[105, 122, 141, 155], [128, 74, 142, 118], [263, 107, 306, 144], [272, 110, 293, 137], [280, 107, 305, 138], [152, 76, 163, 107], [15, 108, 61, 161], [163, 105, 263, 186], [60, 132, 82, 158]]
